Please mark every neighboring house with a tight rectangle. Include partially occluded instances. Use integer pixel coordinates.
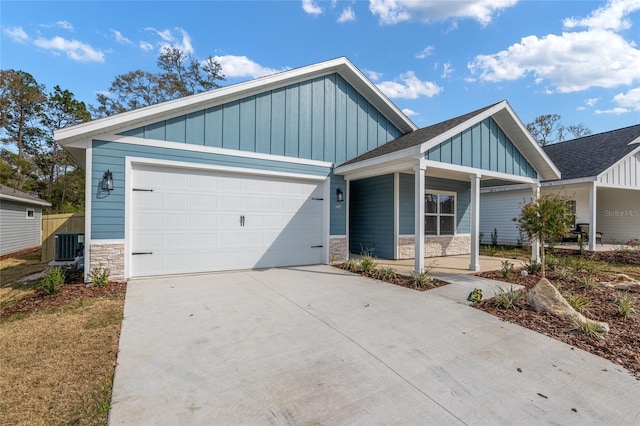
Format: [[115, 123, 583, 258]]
[[55, 57, 559, 281], [480, 124, 640, 250], [0, 185, 51, 257]]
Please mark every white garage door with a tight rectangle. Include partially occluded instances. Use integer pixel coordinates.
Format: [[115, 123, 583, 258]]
[[131, 164, 324, 277]]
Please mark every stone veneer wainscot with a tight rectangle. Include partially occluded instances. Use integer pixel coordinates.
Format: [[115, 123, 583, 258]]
[[89, 243, 125, 283], [398, 235, 471, 259]]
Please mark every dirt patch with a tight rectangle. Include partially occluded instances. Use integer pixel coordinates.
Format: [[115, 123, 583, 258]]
[[474, 266, 640, 380], [1, 281, 126, 319]]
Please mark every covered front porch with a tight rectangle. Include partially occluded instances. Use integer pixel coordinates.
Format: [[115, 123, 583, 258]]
[[335, 101, 561, 274]]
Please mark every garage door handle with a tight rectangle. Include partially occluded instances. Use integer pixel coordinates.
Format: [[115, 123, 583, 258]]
[[132, 252, 153, 255], [311, 245, 323, 248], [133, 188, 154, 192]]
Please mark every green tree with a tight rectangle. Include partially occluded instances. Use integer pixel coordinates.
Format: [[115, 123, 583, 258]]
[[526, 114, 592, 146], [93, 47, 225, 117], [0, 70, 46, 190], [513, 194, 574, 278]]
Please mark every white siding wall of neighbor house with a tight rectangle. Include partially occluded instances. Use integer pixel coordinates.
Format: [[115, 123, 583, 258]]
[[599, 151, 640, 188], [543, 184, 591, 226], [0, 201, 42, 256], [480, 188, 533, 246], [596, 188, 640, 243]]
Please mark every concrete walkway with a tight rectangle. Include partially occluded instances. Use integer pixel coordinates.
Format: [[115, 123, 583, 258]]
[[109, 265, 640, 425]]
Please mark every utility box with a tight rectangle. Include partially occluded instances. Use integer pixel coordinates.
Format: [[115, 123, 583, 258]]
[[54, 233, 84, 261]]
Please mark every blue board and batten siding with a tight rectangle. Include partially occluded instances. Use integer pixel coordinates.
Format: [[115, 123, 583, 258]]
[[426, 118, 537, 179], [398, 174, 471, 236], [120, 74, 402, 165], [91, 141, 333, 239], [349, 174, 395, 259]]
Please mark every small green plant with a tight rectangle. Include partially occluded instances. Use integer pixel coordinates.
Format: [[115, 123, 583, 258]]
[[359, 255, 377, 275], [491, 228, 498, 247], [39, 267, 65, 295], [578, 276, 596, 290], [373, 266, 397, 281], [554, 266, 573, 280], [410, 269, 433, 289], [484, 245, 497, 256], [576, 320, 605, 340], [616, 293, 637, 318], [565, 294, 591, 314], [494, 285, 523, 309], [500, 260, 514, 278], [89, 267, 111, 287], [525, 259, 542, 274], [581, 260, 603, 275], [342, 258, 359, 272], [516, 227, 525, 248], [479, 232, 484, 245]]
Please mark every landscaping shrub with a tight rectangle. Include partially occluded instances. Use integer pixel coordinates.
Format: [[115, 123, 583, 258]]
[[88, 267, 110, 287], [617, 293, 637, 318], [494, 285, 523, 310], [40, 267, 65, 295], [410, 269, 433, 289], [359, 255, 377, 275], [500, 260, 514, 278]]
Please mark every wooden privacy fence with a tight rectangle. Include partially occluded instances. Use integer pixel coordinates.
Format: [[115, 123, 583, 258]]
[[41, 213, 85, 261]]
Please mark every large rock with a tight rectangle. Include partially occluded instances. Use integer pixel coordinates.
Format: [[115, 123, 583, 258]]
[[528, 278, 609, 335], [600, 274, 640, 292]]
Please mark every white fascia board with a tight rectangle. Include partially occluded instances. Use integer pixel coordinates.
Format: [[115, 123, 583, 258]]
[[334, 145, 421, 175], [480, 184, 533, 194], [541, 176, 596, 187], [55, 57, 416, 146], [424, 160, 538, 184], [596, 144, 640, 181], [342, 161, 415, 181], [596, 182, 640, 191], [126, 156, 329, 182], [0, 194, 51, 207], [106, 134, 334, 169]]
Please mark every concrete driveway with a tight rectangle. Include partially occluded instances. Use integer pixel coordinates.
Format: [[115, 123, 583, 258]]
[[109, 265, 640, 425]]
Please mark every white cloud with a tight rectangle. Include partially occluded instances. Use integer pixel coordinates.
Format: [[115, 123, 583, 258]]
[[338, 6, 356, 23], [585, 97, 600, 107], [111, 29, 132, 44], [415, 45, 434, 59], [302, 0, 323, 15], [33, 36, 105, 62], [468, 30, 640, 93], [41, 20, 74, 31], [139, 41, 154, 51], [595, 107, 629, 115], [441, 62, 454, 78], [376, 71, 442, 99], [402, 108, 418, 116], [368, 0, 517, 26], [3, 26, 29, 43], [468, 1, 640, 93], [365, 69, 383, 81], [214, 55, 286, 79], [564, 0, 640, 31], [613, 87, 640, 111], [145, 27, 194, 54]]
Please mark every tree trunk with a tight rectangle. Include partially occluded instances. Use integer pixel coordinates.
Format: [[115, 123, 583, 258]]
[[540, 233, 546, 278]]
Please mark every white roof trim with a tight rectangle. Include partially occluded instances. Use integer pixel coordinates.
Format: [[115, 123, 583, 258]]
[[55, 57, 416, 147], [542, 176, 596, 186], [0, 193, 51, 207]]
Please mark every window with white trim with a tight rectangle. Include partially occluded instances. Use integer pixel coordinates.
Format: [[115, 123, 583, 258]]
[[26, 208, 35, 219], [425, 190, 456, 236]]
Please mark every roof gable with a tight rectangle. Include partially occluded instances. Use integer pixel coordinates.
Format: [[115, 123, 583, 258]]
[[0, 185, 51, 207], [542, 123, 640, 181], [55, 57, 416, 148]]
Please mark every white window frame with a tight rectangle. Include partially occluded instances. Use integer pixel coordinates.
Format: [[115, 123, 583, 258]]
[[26, 208, 35, 219], [424, 189, 456, 236]]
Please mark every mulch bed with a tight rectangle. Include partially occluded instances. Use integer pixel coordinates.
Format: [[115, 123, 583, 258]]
[[1, 281, 127, 320], [334, 264, 449, 291], [474, 267, 640, 379]]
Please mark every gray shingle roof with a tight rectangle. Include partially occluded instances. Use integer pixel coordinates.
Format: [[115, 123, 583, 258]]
[[0, 184, 51, 205], [542, 123, 640, 181], [339, 101, 502, 166]]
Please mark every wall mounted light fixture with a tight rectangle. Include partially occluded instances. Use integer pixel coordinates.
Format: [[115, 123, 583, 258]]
[[336, 188, 344, 202], [101, 170, 114, 191]]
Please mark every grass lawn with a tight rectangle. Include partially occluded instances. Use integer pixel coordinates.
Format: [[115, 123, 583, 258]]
[[0, 250, 125, 426]]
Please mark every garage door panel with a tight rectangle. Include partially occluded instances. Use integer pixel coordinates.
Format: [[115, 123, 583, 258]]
[[131, 165, 325, 277]]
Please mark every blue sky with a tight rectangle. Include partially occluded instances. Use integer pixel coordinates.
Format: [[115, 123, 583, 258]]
[[2, 0, 640, 135]]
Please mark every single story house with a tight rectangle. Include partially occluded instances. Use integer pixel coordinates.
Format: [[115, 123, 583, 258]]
[[480, 124, 640, 250], [0, 185, 51, 257], [55, 57, 559, 281]]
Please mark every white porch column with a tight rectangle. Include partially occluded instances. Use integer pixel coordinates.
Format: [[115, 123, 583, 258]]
[[469, 174, 481, 271], [531, 184, 541, 263], [393, 173, 400, 259], [414, 161, 426, 272], [589, 182, 597, 251]]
